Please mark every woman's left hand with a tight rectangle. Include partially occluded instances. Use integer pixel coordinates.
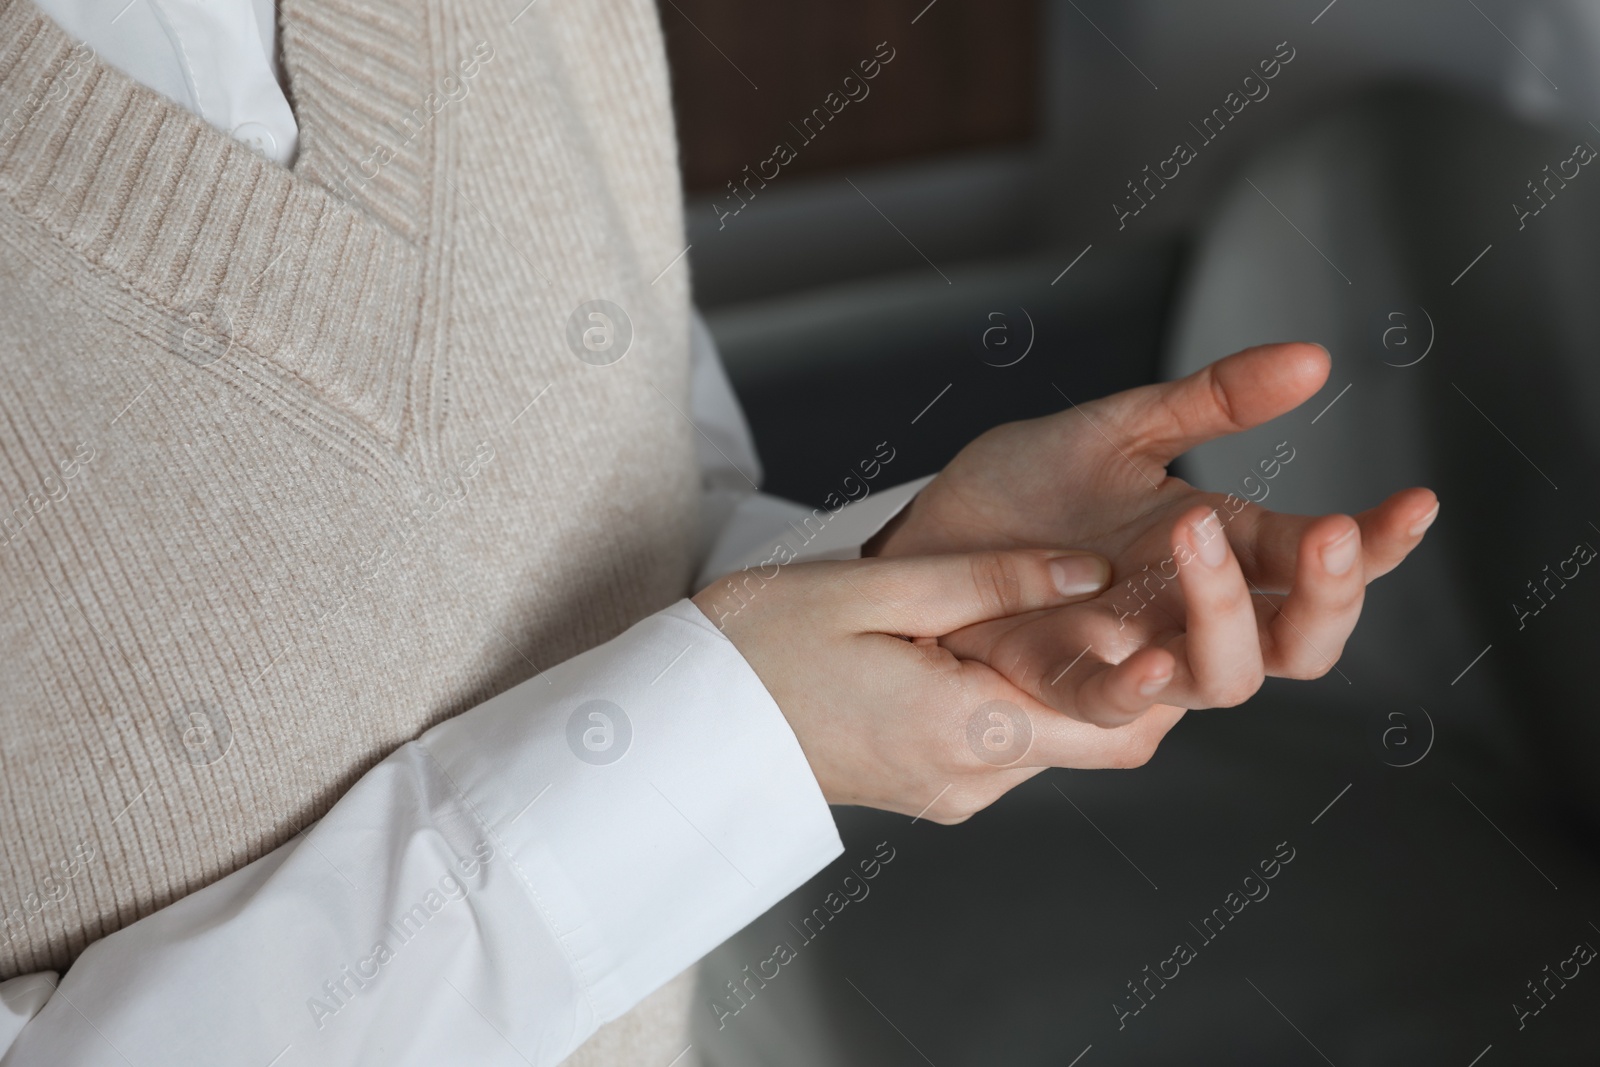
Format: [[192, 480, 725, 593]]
[[866, 342, 1440, 724]]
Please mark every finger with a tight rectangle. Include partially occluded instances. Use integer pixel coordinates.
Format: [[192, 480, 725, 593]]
[[946, 661, 1188, 772], [1097, 343, 1331, 467], [841, 549, 1111, 636], [1226, 487, 1439, 589], [1256, 514, 1366, 680], [1064, 646, 1177, 728], [1028, 701, 1189, 770], [934, 593, 1175, 721], [1162, 506, 1266, 708], [1356, 489, 1439, 580]]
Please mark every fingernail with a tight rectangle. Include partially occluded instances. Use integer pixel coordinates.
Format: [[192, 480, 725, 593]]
[[1322, 526, 1359, 576], [1191, 512, 1227, 567], [1050, 554, 1110, 597], [1408, 502, 1440, 538], [1138, 670, 1172, 697]]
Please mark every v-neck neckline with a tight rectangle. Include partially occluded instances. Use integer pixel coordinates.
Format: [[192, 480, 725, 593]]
[[0, 0, 453, 454]]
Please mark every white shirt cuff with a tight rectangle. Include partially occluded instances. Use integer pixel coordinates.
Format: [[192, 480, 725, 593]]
[[697, 475, 935, 589], [418, 599, 842, 1024]]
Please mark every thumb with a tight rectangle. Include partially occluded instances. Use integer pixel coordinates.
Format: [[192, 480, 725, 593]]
[[843, 549, 1110, 636], [1103, 342, 1330, 465]]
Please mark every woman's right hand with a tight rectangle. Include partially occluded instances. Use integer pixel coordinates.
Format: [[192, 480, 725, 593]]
[[692, 549, 1188, 824]]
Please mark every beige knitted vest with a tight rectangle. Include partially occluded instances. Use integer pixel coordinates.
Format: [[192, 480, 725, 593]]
[[0, 0, 704, 1056]]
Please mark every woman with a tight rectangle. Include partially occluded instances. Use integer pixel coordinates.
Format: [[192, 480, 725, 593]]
[[0, 1, 1431, 1062]]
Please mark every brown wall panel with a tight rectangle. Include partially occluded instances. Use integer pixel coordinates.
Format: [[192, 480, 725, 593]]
[[660, 0, 1040, 193]]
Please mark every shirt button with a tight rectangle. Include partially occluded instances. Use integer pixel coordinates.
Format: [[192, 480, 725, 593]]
[[232, 121, 279, 159]]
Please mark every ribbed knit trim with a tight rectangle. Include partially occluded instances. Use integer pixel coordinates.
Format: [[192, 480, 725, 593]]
[[280, 0, 439, 244], [0, 0, 427, 446]]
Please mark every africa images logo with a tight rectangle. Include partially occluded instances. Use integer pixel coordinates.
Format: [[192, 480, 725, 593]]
[[566, 699, 632, 765]]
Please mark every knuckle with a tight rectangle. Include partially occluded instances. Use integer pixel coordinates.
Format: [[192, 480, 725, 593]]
[[1303, 647, 1345, 680], [970, 551, 1024, 618], [1207, 365, 1242, 431], [1277, 637, 1347, 680], [1293, 658, 1333, 681], [1206, 580, 1253, 617], [1209, 668, 1264, 707]]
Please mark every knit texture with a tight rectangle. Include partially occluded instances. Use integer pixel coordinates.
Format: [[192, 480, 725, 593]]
[[0, 0, 701, 1055]]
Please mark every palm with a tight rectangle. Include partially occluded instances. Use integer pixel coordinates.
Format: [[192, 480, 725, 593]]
[[899, 412, 1215, 563], [870, 344, 1438, 723], [933, 440, 1248, 691]]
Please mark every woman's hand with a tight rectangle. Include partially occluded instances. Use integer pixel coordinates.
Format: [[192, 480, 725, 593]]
[[694, 549, 1188, 824], [866, 343, 1439, 724]]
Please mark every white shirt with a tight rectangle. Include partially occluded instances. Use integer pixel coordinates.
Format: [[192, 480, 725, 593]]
[[37, 0, 298, 164], [0, 4, 935, 1061]]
